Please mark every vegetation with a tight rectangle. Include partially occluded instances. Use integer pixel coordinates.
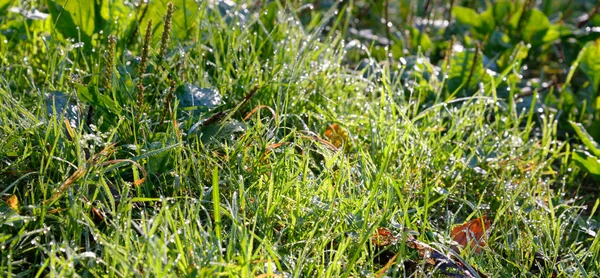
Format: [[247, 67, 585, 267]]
[[1, 0, 599, 276]]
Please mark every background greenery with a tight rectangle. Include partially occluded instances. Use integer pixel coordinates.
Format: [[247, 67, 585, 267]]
[[1, 0, 599, 276]]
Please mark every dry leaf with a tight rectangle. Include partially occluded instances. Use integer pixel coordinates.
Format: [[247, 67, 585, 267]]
[[451, 215, 491, 254], [372, 227, 396, 247], [324, 123, 347, 148], [7, 194, 19, 212]]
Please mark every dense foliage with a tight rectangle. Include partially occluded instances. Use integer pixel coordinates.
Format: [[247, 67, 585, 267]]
[[1, 0, 599, 276]]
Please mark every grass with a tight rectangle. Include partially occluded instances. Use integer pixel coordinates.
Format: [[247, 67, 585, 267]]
[[1, 0, 599, 277]]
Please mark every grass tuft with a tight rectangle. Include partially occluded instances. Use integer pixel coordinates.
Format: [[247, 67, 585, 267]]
[[0, 0, 599, 277]]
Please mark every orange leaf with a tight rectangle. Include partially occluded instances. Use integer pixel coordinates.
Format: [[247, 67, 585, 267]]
[[6, 194, 19, 212], [451, 215, 491, 254], [324, 123, 347, 148], [133, 177, 146, 186]]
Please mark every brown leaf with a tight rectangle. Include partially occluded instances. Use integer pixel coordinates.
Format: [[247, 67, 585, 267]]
[[372, 227, 396, 247], [451, 215, 491, 254]]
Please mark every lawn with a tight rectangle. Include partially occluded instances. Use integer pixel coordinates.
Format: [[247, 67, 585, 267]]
[[1, 0, 599, 277]]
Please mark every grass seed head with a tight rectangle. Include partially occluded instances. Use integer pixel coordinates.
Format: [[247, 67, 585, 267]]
[[137, 19, 153, 108], [159, 3, 174, 65], [103, 35, 117, 90]]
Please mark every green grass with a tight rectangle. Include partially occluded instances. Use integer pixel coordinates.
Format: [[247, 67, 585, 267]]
[[1, 0, 599, 277]]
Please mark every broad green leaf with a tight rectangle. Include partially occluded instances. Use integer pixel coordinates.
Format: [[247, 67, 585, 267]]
[[0, 0, 11, 14], [101, 0, 134, 40], [521, 9, 550, 45], [569, 121, 600, 157], [444, 47, 485, 95], [477, 8, 496, 35], [507, 6, 524, 31], [138, 0, 201, 42], [408, 27, 433, 52], [145, 133, 177, 173], [92, 0, 108, 34], [579, 40, 600, 93], [199, 120, 246, 143], [175, 84, 222, 116], [47, 0, 97, 47], [572, 151, 600, 180], [45, 91, 81, 127], [452, 6, 481, 28], [491, 1, 514, 23], [452, 5, 496, 38], [541, 24, 573, 44], [74, 84, 122, 115], [452, 7, 482, 32], [147, 145, 174, 173], [46, 0, 111, 47]]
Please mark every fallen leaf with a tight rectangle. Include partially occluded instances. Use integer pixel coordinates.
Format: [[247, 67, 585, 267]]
[[7, 194, 19, 212], [451, 215, 491, 254], [324, 123, 347, 148]]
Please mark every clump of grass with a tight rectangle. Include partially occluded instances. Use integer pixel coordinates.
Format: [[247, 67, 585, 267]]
[[0, 1, 598, 277]]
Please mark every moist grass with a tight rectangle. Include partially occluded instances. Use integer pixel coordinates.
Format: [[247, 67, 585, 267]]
[[1, 1, 599, 277]]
